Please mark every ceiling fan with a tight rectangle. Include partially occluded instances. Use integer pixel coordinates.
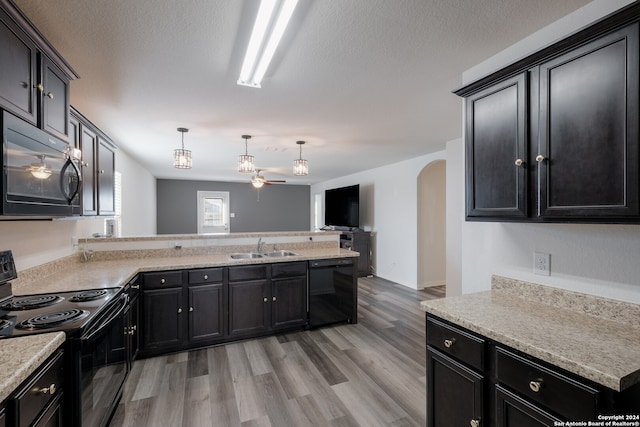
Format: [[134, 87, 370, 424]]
[[251, 169, 286, 188]]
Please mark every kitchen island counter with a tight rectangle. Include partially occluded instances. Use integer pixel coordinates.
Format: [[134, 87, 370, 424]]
[[421, 275, 640, 392], [0, 332, 65, 402], [13, 247, 358, 295]]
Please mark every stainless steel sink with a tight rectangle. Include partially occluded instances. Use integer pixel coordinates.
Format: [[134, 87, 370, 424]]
[[229, 252, 264, 259], [263, 250, 298, 257]]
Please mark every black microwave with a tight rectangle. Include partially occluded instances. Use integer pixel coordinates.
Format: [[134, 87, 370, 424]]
[[2, 111, 81, 217]]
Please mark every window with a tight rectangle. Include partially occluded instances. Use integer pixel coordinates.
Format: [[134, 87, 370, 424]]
[[197, 191, 230, 234]]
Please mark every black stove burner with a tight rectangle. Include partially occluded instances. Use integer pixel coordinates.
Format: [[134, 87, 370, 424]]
[[16, 309, 89, 330], [70, 289, 108, 302], [0, 319, 11, 331], [0, 295, 64, 311]]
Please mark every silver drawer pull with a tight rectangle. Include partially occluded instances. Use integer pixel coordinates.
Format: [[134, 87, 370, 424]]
[[470, 419, 480, 427], [529, 379, 542, 393], [203, 275, 208, 280], [38, 383, 56, 395], [444, 338, 455, 348]]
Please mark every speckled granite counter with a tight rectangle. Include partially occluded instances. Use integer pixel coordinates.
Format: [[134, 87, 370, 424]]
[[420, 275, 640, 392], [13, 247, 358, 295], [0, 332, 65, 402]]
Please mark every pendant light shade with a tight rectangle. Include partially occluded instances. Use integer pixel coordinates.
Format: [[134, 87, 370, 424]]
[[238, 135, 256, 173], [173, 127, 192, 169], [293, 140, 308, 176]]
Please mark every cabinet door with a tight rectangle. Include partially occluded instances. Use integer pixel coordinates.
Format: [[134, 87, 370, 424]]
[[80, 125, 97, 215], [188, 283, 225, 343], [142, 288, 184, 351], [271, 276, 307, 330], [97, 139, 115, 215], [465, 72, 528, 219], [0, 10, 37, 124], [33, 392, 64, 427], [228, 279, 270, 338], [427, 348, 483, 427], [496, 385, 561, 427], [40, 56, 70, 140], [538, 24, 639, 218]]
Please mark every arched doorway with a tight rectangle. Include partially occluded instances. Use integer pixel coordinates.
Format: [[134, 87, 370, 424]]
[[417, 160, 446, 289]]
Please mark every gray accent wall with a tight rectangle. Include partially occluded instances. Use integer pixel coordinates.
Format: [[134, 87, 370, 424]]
[[156, 179, 310, 234]]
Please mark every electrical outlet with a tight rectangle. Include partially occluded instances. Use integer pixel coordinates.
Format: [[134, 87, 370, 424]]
[[533, 252, 550, 276]]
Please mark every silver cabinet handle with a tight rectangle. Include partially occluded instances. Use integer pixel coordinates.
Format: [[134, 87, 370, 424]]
[[178, 308, 182, 313], [203, 275, 208, 280], [470, 419, 480, 427], [45, 92, 54, 99], [535, 154, 546, 163], [529, 379, 542, 393], [160, 278, 166, 284], [272, 296, 277, 302], [515, 158, 523, 166], [444, 339, 455, 348], [38, 383, 57, 395], [263, 297, 268, 303], [189, 307, 194, 312]]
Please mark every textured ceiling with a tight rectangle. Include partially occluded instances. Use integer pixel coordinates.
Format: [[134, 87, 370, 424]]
[[14, 0, 591, 184]]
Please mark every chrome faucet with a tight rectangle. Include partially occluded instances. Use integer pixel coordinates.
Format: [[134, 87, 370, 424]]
[[256, 238, 265, 252]]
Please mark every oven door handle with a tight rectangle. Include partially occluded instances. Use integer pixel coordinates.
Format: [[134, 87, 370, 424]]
[[81, 296, 127, 341]]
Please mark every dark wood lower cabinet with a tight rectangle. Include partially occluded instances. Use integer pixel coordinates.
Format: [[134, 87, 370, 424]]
[[142, 287, 184, 352], [10, 349, 64, 427], [228, 279, 270, 338], [189, 283, 225, 342], [228, 262, 308, 339], [426, 314, 640, 426], [496, 385, 561, 427], [426, 347, 483, 427], [140, 262, 316, 357]]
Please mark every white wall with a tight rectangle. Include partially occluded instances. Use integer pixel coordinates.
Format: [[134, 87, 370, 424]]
[[454, 0, 640, 303], [417, 161, 446, 288], [311, 150, 446, 289], [116, 148, 156, 236]]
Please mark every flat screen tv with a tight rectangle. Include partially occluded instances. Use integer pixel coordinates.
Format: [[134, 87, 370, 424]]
[[325, 184, 359, 229]]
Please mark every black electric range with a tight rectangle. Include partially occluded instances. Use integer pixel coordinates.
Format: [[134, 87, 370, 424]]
[[0, 287, 122, 338], [0, 249, 122, 339], [0, 249, 130, 427]]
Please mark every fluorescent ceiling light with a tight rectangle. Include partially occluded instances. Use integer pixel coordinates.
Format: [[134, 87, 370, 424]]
[[237, 0, 298, 88]]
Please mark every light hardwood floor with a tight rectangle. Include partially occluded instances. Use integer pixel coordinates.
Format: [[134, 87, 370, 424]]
[[109, 277, 445, 427]]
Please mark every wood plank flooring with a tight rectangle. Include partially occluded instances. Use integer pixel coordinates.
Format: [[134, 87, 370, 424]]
[[109, 277, 445, 427]]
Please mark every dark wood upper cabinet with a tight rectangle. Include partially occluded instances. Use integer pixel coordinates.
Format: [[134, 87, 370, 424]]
[[73, 107, 117, 216], [538, 23, 639, 219], [465, 73, 527, 218], [0, 7, 36, 124], [40, 56, 70, 140], [0, 1, 78, 140], [80, 123, 98, 216], [457, 7, 640, 223]]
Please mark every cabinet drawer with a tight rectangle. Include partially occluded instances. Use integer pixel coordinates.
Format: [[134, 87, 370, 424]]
[[142, 271, 183, 288], [188, 267, 223, 284], [426, 316, 484, 371], [271, 262, 307, 279], [496, 347, 599, 421], [228, 265, 268, 282], [14, 349, 64, 427]]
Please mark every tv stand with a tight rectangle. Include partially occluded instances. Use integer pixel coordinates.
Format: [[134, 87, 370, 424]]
[[340, 231, 372, 277]]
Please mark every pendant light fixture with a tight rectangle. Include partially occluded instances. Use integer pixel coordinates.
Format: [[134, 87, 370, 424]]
[[173, 127, 192, 169], [238, 135, 256, 173], [293, 140, 308, 176]]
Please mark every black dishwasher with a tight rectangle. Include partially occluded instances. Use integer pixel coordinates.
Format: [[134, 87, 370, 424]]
[[308, 258, 357, 327]]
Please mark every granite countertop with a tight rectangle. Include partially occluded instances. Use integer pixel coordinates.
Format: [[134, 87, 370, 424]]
[[420, 276, 640, 392], [0, 332, 65, 402], [14, 247, 359, 295]]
